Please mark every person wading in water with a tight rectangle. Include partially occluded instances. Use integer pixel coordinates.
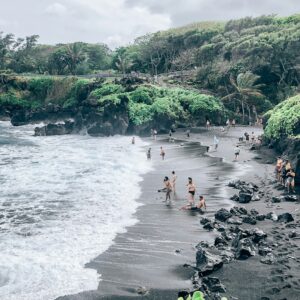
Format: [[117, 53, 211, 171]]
[[171, 171, 177, 192], [187, 177, 196, 206], [160, 146, 165, 160]]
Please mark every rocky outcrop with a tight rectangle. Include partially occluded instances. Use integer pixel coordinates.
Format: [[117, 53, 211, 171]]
[[196, 247, 223, 276], [34, 121, 75, 136]]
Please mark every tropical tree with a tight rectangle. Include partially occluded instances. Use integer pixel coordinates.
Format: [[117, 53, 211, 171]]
[[65, 42, 86, 75], [222, 71, 264, 123], [0, 32, 14, 69], [113, 48, 133, 76]]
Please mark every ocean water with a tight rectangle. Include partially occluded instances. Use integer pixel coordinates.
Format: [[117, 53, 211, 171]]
[[0, 121, 152, 300]]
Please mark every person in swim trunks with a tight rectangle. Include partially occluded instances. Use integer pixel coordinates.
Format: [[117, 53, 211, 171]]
[[187, 177, 196, 206], [163, 176, 172, 203]]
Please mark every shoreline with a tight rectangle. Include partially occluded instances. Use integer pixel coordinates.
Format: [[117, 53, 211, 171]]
[[57, 126, 299, 300], [57, 129, 239, 300]]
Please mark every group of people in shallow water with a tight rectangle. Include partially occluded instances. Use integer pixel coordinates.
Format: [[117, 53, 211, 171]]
[[146, 146, 165, 160], [159, 173, 206, 211], [276, 157, 296, 193]]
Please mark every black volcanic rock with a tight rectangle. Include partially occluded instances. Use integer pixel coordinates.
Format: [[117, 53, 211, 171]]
[[215, 208, 232, 222], [235, 238, 256, 259], [242, 216, 257, 225], [196, 247, 223, 276], [277, 213, 294, 223], [202, 277, 226, 293], [239, 192, 252, 203]]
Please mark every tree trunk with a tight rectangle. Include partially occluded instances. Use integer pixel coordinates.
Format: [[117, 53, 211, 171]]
[[247, 104, 251, 125], [241, 100, 245, 124]]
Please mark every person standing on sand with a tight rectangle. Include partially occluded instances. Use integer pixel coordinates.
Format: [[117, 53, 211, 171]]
[[153, 129, 157, 140], [187, 177, 196, 206], [160, 146, 165, 160], [234, 145, 240, 161], [286, 168, 296, 193], [251, 132, 255, 144], [276, 156, 283, 182], [180, 178, 196, 210], [159, 176, 172, 203], [226, 119, 230, 128], [214, 135, 219, 151], [147, 148, 151, 160], [171, 171, 177, 192], [206, 120, 210, 130], [150, 129, 154, 139], [186, 129, 190, 138], [131, 136, 135, 144], [232, 119, 236, 127]]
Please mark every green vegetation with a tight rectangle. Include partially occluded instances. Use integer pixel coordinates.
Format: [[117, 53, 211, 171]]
[[264, 94, 300, 139], [1, 14, 300, 122], [0, 76, 223, 127]]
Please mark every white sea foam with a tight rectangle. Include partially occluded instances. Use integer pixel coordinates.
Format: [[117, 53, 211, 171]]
[[0, 122, 152, 300]]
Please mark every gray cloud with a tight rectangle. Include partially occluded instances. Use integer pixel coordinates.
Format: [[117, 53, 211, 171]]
[[125, 0, 300, 26], [0, 0, 300, 48]]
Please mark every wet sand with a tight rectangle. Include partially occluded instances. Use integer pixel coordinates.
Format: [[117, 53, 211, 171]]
[[57, 132, 238, 299], [58, 126, 300, 300]]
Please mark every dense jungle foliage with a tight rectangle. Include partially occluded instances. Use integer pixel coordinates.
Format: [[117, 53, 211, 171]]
[[264, 94, 300, 140], [1, 14, 300, 124], [0, 75, 223, 126]]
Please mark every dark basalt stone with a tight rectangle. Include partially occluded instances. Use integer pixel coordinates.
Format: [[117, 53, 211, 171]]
[[256, 214, 266, 221], [214, 236, 228, 247], [252, 228, 267, 243], [239, 192, 252, 203], [288, 231, 297, 238], [284, 195, 298, 202], [242, 216, 257, 225], [277, 213, 294, 223], [34, 121, 75, 136], [235, 238, 256, 259], [200, 218, 211, 225], [272, 197, 281, 203], [215, 208, 232, 222], [196, 247, 223, 276], [203, 221, 214, 231], [230, 206, 248, 216], [230, 194, 239, 201], [250, 209, 259, 215], [258, 246, 273, 256], [266, 212, 278, 221], [202, 277, 226, 293]]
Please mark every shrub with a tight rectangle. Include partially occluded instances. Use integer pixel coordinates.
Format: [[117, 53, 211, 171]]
[[264, 94, 300, 139], [128, 102, 153, 125], [90, 83, 125, 99]]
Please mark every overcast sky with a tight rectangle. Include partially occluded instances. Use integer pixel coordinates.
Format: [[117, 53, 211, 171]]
[[1, 0, 300, 48]]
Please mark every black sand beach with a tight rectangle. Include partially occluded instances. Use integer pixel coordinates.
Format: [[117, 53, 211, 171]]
[[58, 126, 300, 300]]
